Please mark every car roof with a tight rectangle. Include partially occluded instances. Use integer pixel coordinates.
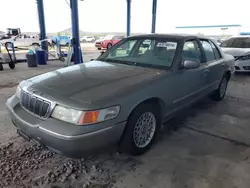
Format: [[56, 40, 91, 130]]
[[127, 33, 210, 40], [229, 35, 250, 38]]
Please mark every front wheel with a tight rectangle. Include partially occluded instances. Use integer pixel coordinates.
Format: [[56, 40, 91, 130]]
[[210, 75, 229, 101], [119, 102, 161, 155]]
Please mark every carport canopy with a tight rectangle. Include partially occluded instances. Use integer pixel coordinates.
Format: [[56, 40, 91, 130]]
[[36, 0, 158, 64]]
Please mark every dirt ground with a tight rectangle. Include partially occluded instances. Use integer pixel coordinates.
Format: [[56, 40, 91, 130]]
[[0, 55, 250, 188]]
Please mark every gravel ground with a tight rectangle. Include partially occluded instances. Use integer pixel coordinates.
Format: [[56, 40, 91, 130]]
[[0, 138, 140, 188]]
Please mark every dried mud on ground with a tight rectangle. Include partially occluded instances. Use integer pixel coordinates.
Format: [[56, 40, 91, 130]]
[[0, 139, 141, 188]]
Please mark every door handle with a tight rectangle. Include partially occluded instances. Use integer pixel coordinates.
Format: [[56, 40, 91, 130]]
[[204, 69, 209, 76]]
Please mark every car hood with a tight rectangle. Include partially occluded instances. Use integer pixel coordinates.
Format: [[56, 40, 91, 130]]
[[221, 48, 250, 57], [23, 60, 165, 108]]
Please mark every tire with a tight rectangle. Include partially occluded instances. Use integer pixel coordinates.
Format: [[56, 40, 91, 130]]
[[98, 48, 101, 50], [32, 43, 40, 47], [210, 75, 229, 101], [9, 63, 15, 69], [119, 102, 161, 155], [0, 64, 3, 71], [83, 40, 86, 43], [107, 43, 112, 49]]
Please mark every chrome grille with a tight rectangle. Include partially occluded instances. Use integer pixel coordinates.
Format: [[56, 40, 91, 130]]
[[20, 91, 51, 118]]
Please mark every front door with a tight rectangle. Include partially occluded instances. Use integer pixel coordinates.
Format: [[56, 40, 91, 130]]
[[169, 39, 208, 112]]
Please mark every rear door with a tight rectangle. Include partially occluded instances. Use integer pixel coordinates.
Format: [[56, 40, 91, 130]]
[[200, 39, 224, 93]]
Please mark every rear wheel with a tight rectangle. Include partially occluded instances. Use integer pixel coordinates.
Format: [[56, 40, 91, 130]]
[[210, 75, 229, 101], [97, 48, 101, 50], [32, 43, 40, 47], [119, 102, 161, 155], [107, 43, 112, 49]]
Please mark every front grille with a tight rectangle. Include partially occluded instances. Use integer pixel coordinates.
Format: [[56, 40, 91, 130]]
[[20, 91, 51, 118], [243, 66, 250, 70]]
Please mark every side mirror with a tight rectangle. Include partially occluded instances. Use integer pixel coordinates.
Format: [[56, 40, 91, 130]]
[[183, 59, 200, 69], [100, 51, 105, 55]]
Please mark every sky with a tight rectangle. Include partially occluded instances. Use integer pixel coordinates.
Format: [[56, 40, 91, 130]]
[[0, 0, 250, 33]]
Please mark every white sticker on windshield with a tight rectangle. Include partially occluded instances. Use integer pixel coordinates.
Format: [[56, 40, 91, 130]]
[[157, 42, 177, 48]]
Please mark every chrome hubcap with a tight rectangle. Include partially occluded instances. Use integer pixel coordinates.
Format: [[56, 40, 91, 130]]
[[220, 78, 227, 97], [133, 112, 156, 148]]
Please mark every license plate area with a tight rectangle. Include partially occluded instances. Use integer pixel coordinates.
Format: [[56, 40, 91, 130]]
[[17, 129, 30, 141]]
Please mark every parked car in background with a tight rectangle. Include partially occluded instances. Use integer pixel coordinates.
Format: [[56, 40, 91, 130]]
[[95, 37, 104, 50], [81, 36, 95, 43], [220, 36, 250, 72], [101, 35, 124, 49], [0, 28, 21, 40], [1, 34, 52, 48], [6, 34, 234, 157]]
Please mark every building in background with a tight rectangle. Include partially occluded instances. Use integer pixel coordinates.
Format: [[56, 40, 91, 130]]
[[175, 25, 242, 37]]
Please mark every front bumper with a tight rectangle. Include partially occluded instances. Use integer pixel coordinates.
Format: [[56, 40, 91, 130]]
[[6, 95, 126, 157], [234, 60, 250, 72]]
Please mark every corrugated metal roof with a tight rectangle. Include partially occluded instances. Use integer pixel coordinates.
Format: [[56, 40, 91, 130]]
[[176, 25, 241, 29]]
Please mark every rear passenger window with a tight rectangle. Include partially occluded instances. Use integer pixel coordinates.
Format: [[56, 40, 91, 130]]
[[201, 40, 216, 62], [183, 40, 202, 63], [210, 41, 222, 59]]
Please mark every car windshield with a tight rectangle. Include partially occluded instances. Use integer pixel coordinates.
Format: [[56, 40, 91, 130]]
[[220, 37, 250, 48], [103, 35, 113, 40], [98, 38, 178, 69]]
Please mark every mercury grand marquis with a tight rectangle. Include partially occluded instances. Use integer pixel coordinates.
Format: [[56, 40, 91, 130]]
[[6, 34, 235, 157]]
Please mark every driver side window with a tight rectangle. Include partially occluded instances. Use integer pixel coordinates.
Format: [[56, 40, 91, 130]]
[[183, 40, 202, 63]]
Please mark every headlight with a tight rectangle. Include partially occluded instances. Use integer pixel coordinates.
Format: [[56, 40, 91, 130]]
[[236, 55, 250, 61], [51, 105, 120, 125], [15, 86, 21, 99]]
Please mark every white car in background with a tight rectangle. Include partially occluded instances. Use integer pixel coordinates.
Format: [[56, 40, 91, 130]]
[[220, 36, 250, 72], [1, 35, 52, 48], [81, 36, 95, 43]]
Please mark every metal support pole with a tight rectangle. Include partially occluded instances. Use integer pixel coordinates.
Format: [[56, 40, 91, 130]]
[[127, 0, 131, 37], [36, 0, 47, 51], [151, 0, 157, 33], [70, 0, 82, 64]]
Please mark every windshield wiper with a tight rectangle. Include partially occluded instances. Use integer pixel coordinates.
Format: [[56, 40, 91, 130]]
[[99, 58, 136, 66], [99, 58, 168, 69]]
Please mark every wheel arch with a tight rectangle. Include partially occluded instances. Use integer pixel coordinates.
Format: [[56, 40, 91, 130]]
[[31, 42, 40, 46], [127, 97, 165, 122]]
